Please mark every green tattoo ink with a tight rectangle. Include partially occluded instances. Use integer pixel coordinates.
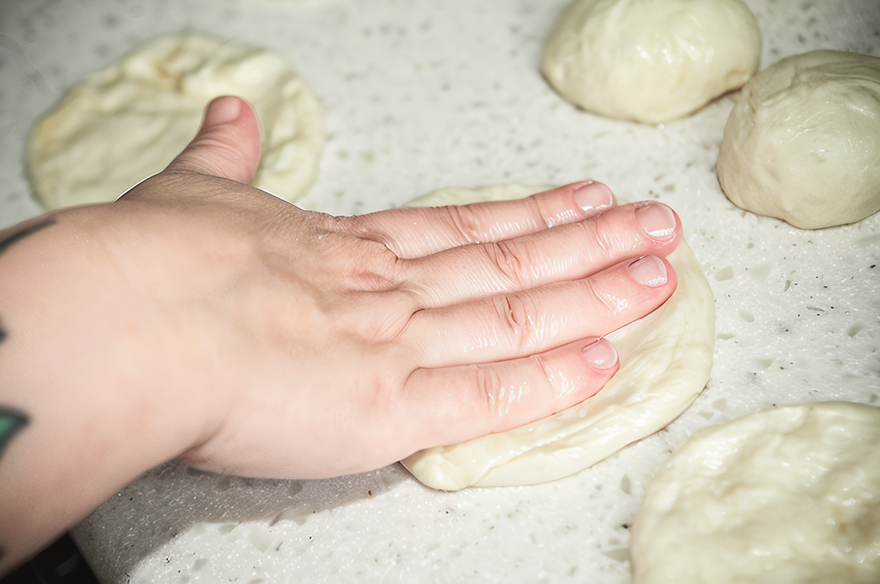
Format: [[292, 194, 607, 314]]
[[0, 408, 28, 460]]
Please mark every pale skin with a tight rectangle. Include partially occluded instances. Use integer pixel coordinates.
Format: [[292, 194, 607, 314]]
[[0, 96, 681, 574]]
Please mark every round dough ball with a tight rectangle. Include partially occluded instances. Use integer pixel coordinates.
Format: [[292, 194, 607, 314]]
[[28, 33, 324, 209], [630, 402, 880, 584], [401, 185, 716, 491], [541, 0, 761, 124], [717, 50, 880, 229]]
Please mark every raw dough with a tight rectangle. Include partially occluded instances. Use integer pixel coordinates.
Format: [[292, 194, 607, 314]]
[[630, 402, 880, 584], [401, 184, 715, 490], [717, 50, 880, 229], [541, 0, 761, 124], [28, 33, 324, 209]]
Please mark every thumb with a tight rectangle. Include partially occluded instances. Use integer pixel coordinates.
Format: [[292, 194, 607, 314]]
[[165, 96, 262, 184]]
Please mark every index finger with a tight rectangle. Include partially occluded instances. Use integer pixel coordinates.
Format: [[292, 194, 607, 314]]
[[344, 181, 615, 259]]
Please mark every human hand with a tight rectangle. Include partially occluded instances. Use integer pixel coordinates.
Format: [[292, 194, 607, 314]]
[[116, 96, 682, 478], [0, 96, 681, 567]]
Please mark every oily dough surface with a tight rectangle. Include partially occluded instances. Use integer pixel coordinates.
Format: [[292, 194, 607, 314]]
[[630, 402, 880, 584], [28, 33, 324, 209], [717, 50, 880, 229], [541, 0, 761, 124], [401, 184, 716, 491]]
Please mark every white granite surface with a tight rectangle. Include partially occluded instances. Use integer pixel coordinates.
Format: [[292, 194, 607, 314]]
[[1, 0, 878, 582]]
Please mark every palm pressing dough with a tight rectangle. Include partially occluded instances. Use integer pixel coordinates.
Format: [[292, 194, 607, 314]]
[[717, 50, 880, 229], [401, 184, 715, 490], [541, 0, 761, 124], [28, 33, 324, 209], [631, 402, 880, 584]]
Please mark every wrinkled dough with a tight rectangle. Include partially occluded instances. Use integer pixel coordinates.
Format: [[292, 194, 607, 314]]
[[541, 0, 761, 124], [631, 402, 880, 584], [28, 33, 324, 209], [717, 50, 880, 229], [401, 184, 716, 491]]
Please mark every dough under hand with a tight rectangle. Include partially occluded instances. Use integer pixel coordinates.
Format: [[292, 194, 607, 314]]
[[541, 0, 761, 124], [630, 402, 880, 584], [717, 50, 880, 229], [28, 33, 324, 209], [401, 185, 715, 491]]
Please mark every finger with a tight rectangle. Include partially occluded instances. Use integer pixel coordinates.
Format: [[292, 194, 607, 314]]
[[400, 201, 680, 307], [405, 255, 676, 368], [164, 96, 262, 184], [400, 337, 619, 449], [344, 181, 616, 259]]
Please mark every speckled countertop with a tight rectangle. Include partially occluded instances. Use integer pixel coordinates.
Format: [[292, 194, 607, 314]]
[[1, 1, 879, 582]]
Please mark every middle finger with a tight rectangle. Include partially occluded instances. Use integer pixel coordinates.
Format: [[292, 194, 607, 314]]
[[403, 255, 677, 368], [399, 202, 680, 308]]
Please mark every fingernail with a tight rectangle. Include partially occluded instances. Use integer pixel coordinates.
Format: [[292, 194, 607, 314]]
[[203, 96, 242, 128], [635, 203, 676, 240], [582, 338, 617, 369], [574, 181, 614, 213], [628, 255, 668, 287]]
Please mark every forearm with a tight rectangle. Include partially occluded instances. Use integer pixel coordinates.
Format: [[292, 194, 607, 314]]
[[0, 208, 215, 574]]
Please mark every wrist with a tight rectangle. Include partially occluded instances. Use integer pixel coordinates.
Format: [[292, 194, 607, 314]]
[[0, 205, 227, 567]]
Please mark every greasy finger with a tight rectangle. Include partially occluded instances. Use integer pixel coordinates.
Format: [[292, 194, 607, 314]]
[[345, 181, 615, 259], [400, 201, 681, 307], [405, 255, 676, 368], [401, 338, 619, 449]]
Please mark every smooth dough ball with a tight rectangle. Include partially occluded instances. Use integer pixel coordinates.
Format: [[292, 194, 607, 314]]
[[541, 0, 761, 124], [28, 33, 324, 209], [630, 402, 880, 584], [401, 184, 716, 491], [717, 50, 880, 229]]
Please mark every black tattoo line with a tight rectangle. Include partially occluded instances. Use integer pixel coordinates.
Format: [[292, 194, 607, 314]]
[[0, 217, 56, 257], [0, 217, 56, 346]]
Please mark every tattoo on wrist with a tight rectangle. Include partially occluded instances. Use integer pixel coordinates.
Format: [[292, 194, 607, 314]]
[[0, 408, 28, 460], [0, 219, 52, 467]]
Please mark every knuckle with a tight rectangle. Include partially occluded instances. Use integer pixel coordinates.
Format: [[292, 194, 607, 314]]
[[527, 354, 560, 404], [485, 240, 531, 289], [320, 225, 401, 292], [444, 205, 487, 244], [584, 276, 624, 317], [348, 247, 401, 291], [362, 296, 416, 343], [320, 212, 350, 233], [493, 292, 539, 351], [523, 193, 553, 228], [579, 217, 614, 261], [471, 365, 506, 421]]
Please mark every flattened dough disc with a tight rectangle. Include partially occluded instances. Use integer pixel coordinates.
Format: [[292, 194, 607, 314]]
[[631, 402, 880, 584], [401, 184, 716, 490], [28, 33, 324, 209]]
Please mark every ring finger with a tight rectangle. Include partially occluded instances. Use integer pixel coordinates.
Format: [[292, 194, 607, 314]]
[[404, 255, 676, 368]]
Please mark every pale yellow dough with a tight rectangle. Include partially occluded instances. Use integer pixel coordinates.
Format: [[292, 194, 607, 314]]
[[401, 184, 716, 491], [631, 402, 880, 584], [717, 50, 880, 229], [541, 0, 761, 124], [28, 33, 324, 209]]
